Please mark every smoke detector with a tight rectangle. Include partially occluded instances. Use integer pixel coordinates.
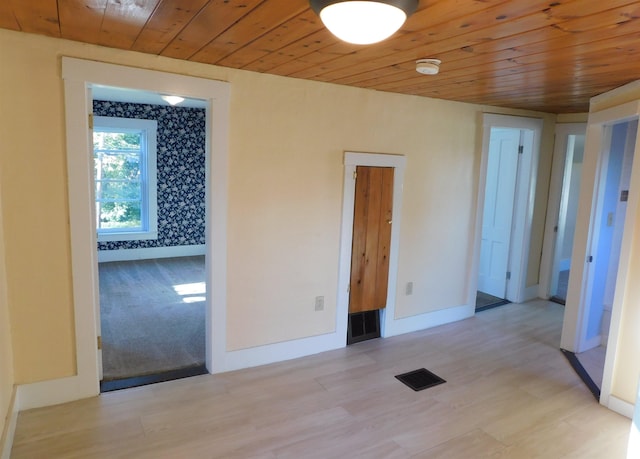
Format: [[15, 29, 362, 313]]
[[416, 59, 441, 75]]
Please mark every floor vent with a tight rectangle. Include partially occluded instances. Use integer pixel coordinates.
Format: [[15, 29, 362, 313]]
[[395, 368, 446, 391], [347, 310, 380, 345]]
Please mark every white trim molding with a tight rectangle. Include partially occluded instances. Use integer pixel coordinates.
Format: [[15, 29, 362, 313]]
[[0, 387, 18, 459], [384, 304, 474, 337], [607, 395, 635, 419], [521, 284, 540, 303], [213, 331, 345, 373]]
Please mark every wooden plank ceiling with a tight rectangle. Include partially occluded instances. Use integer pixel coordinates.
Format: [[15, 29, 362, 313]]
[[2, 0, 640, 113]]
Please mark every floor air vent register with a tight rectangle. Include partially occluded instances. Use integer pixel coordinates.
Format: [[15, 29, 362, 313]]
[[395, 368, 446, 391]]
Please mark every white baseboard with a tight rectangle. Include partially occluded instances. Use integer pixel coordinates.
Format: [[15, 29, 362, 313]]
[[578, 334, 603, 353], [1, 386, 19, 459], [11, 302, 473, 412], [607, 395, 634, 419], [383, 303, 474, 337], [98, 244, 205, 262], [217, 331, 344, 373], [16, 373, 98, 412], [519, 284, 540, 303], [218, 304, 474, 373]]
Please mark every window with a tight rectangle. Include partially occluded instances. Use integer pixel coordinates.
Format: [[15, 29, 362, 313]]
[[93, 116, 158, 242]]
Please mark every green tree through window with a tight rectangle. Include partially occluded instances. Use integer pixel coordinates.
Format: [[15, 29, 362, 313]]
[[93, 116, 158, 241]]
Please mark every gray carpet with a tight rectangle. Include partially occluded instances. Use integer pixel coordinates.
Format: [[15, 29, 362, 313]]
[[98, 256, 205, 381], [475, 290, 507, 310]]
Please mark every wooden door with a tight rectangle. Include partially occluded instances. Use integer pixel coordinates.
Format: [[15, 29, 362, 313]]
[[349, 166, 394, 313]]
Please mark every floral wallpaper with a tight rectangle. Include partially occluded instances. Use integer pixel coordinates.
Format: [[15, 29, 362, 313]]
[[93, 100, 206, 251]]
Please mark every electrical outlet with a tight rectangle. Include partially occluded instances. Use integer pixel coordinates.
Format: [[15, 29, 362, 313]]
[[315, 296, 324, 311], [406, 282, 413, 295]]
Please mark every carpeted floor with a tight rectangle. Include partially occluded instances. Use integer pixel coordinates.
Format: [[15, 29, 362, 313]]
[[98, 256, 205, 381], [475, 290, 509, 311]]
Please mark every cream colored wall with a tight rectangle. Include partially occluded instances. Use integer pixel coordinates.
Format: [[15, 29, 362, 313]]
[[207, 68, 487, 345], [613, 221, 640, 404], [0, 29, 555, 380], [0, 177, 15, 445], [0, 31, 77, 383], [557, 113, 589, 123]]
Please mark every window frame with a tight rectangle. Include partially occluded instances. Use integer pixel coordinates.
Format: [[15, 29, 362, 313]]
[[93, 115, 158, 242]]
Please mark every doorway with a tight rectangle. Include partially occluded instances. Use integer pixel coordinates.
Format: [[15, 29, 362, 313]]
[[477, 127, 520, 308], [90, 88, 209, 390], [475, 114, 542, 310], [584, 119, 636, 349], [566, 118, 637, 354], [560, 101, 640, 410], [62, 58, 230, 400], [337, 152, 405, 342], [548, 124, 586, 305], [347, 166, 393, 344]]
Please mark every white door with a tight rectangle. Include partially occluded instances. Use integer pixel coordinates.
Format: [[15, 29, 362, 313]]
[[478, 128, 521, 298]]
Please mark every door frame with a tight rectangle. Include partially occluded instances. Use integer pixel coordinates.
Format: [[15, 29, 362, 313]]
[[539, 123, 587, 299], [471, 114, 543, 304], [56, 57, 230, 400], [337, 152, 406, 340], [559, 100, 640, 411]]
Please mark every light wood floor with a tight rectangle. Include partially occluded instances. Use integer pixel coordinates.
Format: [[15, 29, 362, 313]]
[[11, 300, 631, 458]]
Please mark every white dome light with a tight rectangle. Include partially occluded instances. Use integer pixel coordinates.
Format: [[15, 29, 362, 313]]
[[161, 95, 185, 106], [310, 0, 419, 45]]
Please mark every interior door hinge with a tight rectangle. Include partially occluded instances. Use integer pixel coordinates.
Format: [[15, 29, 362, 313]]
[[97, 336, 102, 350], [587, 255, 593, 263], [518, 145, 524, 154], [506, 271, 511, 280], [353, 170, 357, 180], [88, 113, 94, 130]]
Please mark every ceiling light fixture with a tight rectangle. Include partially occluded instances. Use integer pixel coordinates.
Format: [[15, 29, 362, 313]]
[[416, 58, 441, 75], [161, 95, 185, 106], [310, 0, 419, 45]]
